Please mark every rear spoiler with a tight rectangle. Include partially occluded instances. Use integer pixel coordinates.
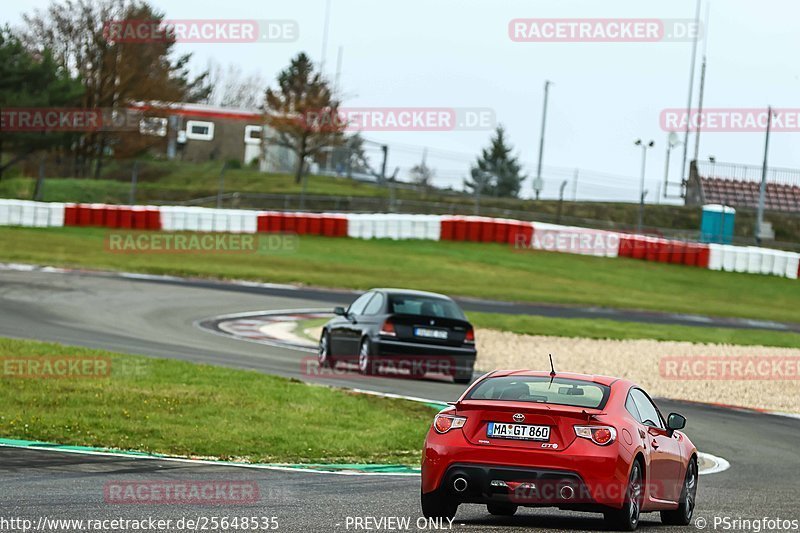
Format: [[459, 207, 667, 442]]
[[456, 400, 607, 420]]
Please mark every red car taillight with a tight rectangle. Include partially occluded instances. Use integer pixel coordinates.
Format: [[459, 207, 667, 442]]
[[433, 414, 467, 434], [379, 319, 396, 337], [464, 327, 475, 344], [574, 425, 617, 446]]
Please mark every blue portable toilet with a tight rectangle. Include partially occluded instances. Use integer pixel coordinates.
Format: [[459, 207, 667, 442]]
[[700, 204, 735, 244]]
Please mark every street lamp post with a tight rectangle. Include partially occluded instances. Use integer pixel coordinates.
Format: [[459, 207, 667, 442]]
[[635, 139, 655, 233], [535, 80, 552, 200], [663, 131, 682, 199]]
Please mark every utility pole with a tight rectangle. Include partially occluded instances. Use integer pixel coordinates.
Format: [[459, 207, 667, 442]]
[[693, 3, 710, 164], [755, 106, 773, 245], [535, 80, 552, 199], [389, 166, 398, 212], [319, 0, 332, 74], [663, 131, 681, 199], [680, 0, 702, 189], [693, 56, 707, 163], [380, 145, 388, 184], [379, 144, 391, 211], [334, 46, 344, 95], [572, 169, 578, 201], [635, 139, 655, 233]]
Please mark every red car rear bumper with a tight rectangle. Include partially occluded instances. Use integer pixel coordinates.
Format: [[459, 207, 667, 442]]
[[422, 429, 635, 509]]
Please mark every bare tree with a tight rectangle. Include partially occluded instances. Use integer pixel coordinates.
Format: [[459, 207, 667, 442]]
[[205, 60, 265, 109], [410, 160, 435, 188]]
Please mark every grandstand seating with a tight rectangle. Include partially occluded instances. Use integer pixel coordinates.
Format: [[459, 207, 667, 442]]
[[700, 177, 800, 213]]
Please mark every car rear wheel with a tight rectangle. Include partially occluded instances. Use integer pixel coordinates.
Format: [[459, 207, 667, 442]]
[[318, 332, 333, 368], [358, 338, 375, 375], [487, 503, 517, 516], [604, 460, 643, 531], [660, 457, 697, 526], [421, 490, 457, 520]]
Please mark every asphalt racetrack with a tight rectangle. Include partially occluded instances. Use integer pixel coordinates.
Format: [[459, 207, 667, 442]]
[[1, 268, 799, 532]]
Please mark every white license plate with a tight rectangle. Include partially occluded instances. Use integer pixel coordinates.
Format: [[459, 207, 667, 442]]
[[487, 422, 550, 441], [414, 327, 448, 339]]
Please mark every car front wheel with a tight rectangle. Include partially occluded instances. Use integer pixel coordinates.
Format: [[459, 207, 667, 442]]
[[358, 338, 375, 375], [318, 332, 333, 368]]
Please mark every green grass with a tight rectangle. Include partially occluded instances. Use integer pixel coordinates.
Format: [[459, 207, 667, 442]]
[[296, 318, 330, 343], [0, 172, 396, 205], [0, 337, 433, 464], [468, 312, 800, 348], [1, 226, 799, 324]]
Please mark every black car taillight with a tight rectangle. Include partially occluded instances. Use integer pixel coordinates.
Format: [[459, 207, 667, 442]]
[[464, 327, 475, 344], [380, 318, 396, 337]]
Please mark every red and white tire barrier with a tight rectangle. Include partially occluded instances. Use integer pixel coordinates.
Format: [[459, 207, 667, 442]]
[[1, 199, 798, 280]]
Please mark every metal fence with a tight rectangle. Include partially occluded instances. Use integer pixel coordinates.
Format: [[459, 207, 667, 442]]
[[697, 160, 800, 187]]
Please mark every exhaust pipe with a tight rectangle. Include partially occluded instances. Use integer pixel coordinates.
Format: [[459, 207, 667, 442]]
[[453, 477, 468, 493], [560, 485, 575, 500]]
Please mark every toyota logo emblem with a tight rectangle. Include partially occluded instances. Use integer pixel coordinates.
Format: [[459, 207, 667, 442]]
[[513, 413, 525, 422]]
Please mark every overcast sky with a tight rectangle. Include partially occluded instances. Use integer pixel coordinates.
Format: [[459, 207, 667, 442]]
[[4, 0, 799, 202]]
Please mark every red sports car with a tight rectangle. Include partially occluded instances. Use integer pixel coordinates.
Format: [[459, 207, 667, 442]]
[[421, 370, 698, 531]]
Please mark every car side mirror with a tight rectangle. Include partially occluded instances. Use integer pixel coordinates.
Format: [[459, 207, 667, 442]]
[[666, 412, 686, 435], [333, 306, 347, 316]]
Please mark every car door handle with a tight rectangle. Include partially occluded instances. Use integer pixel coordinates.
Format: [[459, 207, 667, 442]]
[[651, 439, 659, 449]]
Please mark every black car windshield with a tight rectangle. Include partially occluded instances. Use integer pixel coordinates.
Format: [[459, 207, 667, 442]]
[[466, 376, 610, 409], [388, 295, 466, 319]]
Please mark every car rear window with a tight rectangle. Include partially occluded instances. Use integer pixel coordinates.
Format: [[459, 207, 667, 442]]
[[466, 376, 610, 409], [388, 295, 465, 319]]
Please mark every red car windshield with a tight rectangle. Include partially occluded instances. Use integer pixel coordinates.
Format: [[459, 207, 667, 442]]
[[466, 376, 611, 409]]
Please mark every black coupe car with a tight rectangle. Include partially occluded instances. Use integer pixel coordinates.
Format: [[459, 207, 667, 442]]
[[318, 288, 477, 383]]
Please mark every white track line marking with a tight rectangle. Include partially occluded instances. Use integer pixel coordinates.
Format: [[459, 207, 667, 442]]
[[698, 452, 731, 475], [0, 443, 419, 477]]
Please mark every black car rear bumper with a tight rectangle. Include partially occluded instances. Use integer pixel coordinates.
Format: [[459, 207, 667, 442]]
[[371, 338, 476, 375]]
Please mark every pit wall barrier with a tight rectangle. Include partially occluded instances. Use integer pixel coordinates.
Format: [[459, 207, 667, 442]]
[[1, 199, 798, 280]]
